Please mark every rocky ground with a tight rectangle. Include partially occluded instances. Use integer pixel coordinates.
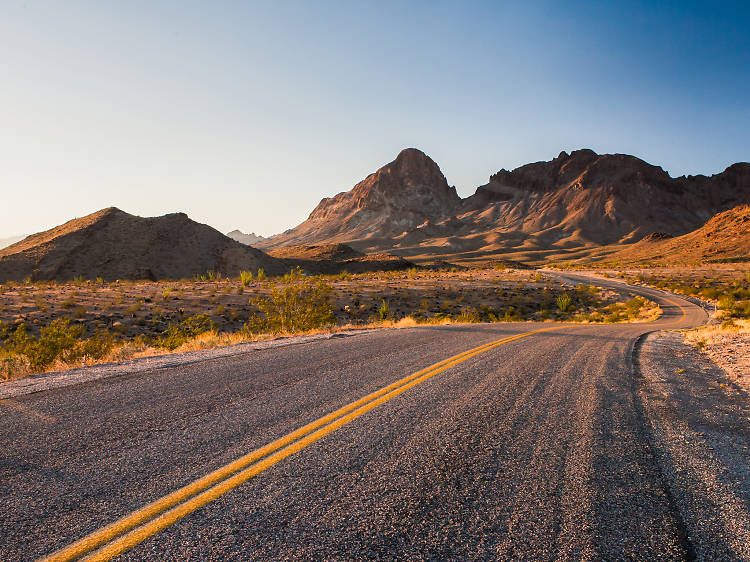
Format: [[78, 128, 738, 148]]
[[638, 331, 750, 560], [684, 320, 750, 395]]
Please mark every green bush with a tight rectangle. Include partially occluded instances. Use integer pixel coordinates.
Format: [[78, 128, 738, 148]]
[[155, 314, 214, 350], [556, 292, 572, 312], [243, 277, 334, 335], [4, 319, 85, 370], [240, 270, 254, 286], [257, 268, 267, 281], [378, 299, 390, 321], [456, 307, 481, 323]]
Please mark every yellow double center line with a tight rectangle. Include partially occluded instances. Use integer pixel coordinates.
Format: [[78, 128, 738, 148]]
[[42, 325, 565, 561]]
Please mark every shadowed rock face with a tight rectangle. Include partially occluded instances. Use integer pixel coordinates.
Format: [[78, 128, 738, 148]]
[[608, 204, 750, 264], [463, 149, 750, 246], [261, 148, 461, 249], [263, 148, 750, 258], [0, 208, 286, 282]]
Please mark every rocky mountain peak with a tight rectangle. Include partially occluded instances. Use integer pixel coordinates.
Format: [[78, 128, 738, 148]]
[[261, 148, 461, 250]]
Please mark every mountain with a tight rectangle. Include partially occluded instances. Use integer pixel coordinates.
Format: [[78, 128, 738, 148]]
[[227, 230, 267, 246], [261, 148, 461, 251], [0, 236, 24, 250], [0, 208, 286, 282], [262, 148, 750, 262], [605, 204, 750, 264], [458, 149, 749, 247]]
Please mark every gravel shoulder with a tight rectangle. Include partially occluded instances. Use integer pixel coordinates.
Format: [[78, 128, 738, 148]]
[[638, 331, 750, 560]]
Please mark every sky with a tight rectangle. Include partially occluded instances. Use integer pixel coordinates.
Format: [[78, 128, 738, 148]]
[[1, 0, 748, 238]]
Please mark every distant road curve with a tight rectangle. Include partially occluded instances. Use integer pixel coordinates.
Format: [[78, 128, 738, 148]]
[[4, 272, 747, 561]]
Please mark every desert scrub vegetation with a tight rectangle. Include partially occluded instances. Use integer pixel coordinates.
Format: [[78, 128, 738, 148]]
[[0, 267, 666, 381], [155, 314, 214, 351], [630, 268, 750, 320], [243, 269, 335, 335], [0, 318, 114, 380], [240, 270, 254, 286]]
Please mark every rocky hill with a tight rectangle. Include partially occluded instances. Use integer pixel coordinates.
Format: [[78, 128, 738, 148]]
[[606, 204, 750, 264], [0, 208, 286, 282], [226, 230, 267, 246], [261, 148, 750, 262], [261, 148, 462, 251], [267, 243, 413, 274]]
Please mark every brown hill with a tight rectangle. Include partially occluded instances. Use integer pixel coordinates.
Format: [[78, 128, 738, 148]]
[[268, 243, 364, 261], [268, 244, 414, 274], [262, 148, 750, 263], [261, 148, 461, 251], [0, 208, 286, 282], [606, 204, 750, 264]]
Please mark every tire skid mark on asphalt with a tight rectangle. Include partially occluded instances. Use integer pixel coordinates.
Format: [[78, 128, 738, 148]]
[[41, 325, 568, 562]]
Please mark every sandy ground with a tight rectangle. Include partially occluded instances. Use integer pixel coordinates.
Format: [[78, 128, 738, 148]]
[[684, 320, 750, 395]]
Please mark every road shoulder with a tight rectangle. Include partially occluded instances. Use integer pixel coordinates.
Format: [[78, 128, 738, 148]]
[[637, 331, 750, 560]]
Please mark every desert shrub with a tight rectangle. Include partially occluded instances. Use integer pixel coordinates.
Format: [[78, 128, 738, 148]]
[[718, 295, 735, 311], [243, 277, 334, 335], [125, 302, 142, 316], [80, 330, 115, 360], [257, 268, 267, 281], [35, 297, 49, 312], [162, 288, 172, 301], [283, 266, 306, 282], [378, 299, 390, 321], [4, 319, 85, 371], [556, 292, 572, 312], [456, 307, 481, 323], [625, 297, 647, 318], [240, 271, 254, 286], [155, 314, 214, 350], [61, 295, 77, 309]]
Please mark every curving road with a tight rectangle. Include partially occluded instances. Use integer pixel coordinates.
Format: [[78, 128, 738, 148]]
[[1, 274, 747, 560]]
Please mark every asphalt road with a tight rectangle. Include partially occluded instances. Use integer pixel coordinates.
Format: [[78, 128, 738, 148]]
[[1, 274, 746, 560]]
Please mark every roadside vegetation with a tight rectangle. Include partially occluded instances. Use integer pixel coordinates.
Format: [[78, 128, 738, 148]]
[[0, 266, 660, 381], [548, 264, 750, 387]]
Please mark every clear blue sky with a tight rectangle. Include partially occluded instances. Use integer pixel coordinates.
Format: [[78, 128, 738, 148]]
[[1, 0, 748, 238]]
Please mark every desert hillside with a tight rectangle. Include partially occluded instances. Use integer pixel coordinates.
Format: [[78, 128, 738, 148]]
[[260, 148, 462, 250], [260, 148, 750, 262], [0, 208, 286, 282], [605, 204, 750, 265]]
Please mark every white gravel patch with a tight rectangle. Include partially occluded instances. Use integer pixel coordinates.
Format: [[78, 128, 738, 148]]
[[0, 329, 376, 400]]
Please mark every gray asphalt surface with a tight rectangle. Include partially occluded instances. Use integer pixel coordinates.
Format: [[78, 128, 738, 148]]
[[1, 274, 747, 560]]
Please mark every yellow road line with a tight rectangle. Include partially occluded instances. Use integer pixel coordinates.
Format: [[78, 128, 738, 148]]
[[42, 325, 565, 561]]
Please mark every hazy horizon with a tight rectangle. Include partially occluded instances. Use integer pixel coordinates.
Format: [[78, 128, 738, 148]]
[[2, 0, 748, 239]]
